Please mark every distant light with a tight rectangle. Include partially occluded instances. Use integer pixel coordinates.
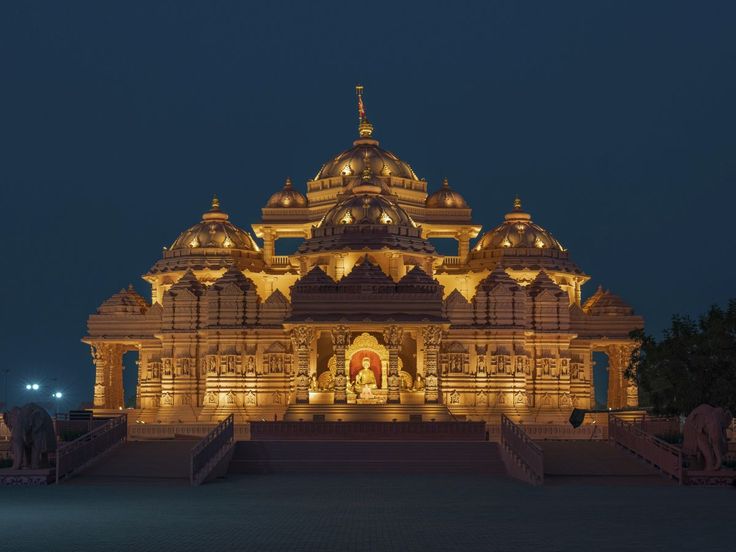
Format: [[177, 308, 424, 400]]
[[53, 391, 63, 399], [25, 384, 32, 390], [29, 383, 40, 391]]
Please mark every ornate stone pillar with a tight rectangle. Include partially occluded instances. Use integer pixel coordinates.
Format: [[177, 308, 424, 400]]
[[331, 325, 351, 403], [334, 254, 346, 281], [605, 343, 637, 409], [290, 326, 315, 403], [262, 229, 275, 265], [457, 229, 471, 260], [383, 326, 403, 403], [422, 326, 443, 403], [91, 343, 125, 409], [91, 344, 109, 408]]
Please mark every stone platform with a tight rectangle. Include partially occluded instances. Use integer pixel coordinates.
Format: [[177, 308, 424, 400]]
[[0, 468, 55, 486], [282, 403, 457, 422]]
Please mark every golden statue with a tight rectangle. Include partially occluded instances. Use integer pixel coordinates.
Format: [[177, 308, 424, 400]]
[[354, 357, 377, 389]]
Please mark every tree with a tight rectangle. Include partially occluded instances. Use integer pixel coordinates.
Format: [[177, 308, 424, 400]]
[[627, 299, 736, 415]]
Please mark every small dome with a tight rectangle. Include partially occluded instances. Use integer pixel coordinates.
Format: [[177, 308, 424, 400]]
[[266, 178, 307, 208], [474, 198, 564, 252], [170, 196, 259, 252], [426, 178, 468, 209]]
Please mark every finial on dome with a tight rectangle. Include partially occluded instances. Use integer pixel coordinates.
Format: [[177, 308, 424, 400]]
[[356, 84, 374, 137], [203, 194, 228, 221], [513, 196, 522, 210], [284, 177, 293, 189], [442, 177, 450, 188]]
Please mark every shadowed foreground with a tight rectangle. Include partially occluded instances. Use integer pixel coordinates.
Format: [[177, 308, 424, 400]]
[[0, 474, 732, 551]]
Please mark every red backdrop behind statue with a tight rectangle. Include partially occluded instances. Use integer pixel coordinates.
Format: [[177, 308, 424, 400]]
[[349, 350, 382, 388]]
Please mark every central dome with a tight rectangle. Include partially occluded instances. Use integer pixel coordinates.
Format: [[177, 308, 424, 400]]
[[297, 178, 434, 255], [314, 136, 418, 181], [319, 182, 416, 228]]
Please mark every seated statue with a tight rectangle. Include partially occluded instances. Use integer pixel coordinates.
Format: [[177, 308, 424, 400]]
[[354, 357, 377, 390]]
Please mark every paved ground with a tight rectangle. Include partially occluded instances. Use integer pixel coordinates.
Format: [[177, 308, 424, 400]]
[[0, 474, 733, 551]]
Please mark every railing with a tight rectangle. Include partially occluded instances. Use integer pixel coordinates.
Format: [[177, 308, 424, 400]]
[[270, 255, 291, 266], [609, 415, 683, 483], [55, 414, 127, 483], [130, 422, 250, 441], [487, 422, 607, 442], [190, 414, 235, 486], [500, 414, 544, 485], [442, 256, 462, 266]]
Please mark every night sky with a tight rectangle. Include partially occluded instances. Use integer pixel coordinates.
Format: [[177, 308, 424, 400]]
[[1, 1, 734, 410]]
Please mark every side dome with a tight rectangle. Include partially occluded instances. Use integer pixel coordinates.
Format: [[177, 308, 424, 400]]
[[468, 198, 584, 276], [170, 197, 259, 251], [266, 178, 307, 208], [147, 197, 263, 278], [426, 178, 468, 209], [474, 198, 564, 252]]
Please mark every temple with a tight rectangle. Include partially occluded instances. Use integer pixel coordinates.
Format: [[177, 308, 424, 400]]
[[84, 87, 643, 423]]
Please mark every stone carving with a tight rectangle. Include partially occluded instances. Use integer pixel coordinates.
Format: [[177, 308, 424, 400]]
[[162, 392, 173, 406], [3, 403, 57, 470], [682, 404, 733, 472], [422, 325, 443, 349], [246, 355, 256, 375], [290, 326, 315, 350], [382, 325, 403, 348], [448, 390, 461, 405], [245, 390, 256, 406]]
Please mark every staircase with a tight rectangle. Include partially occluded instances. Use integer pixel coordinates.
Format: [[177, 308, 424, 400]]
[[68, 440, 195, 485], [540, 440, 674, 485], [282, 403, 457, 422], [229, 440, 507, 475]]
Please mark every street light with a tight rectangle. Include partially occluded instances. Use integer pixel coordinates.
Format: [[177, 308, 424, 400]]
[[31, 383, 39, 391], [52, 391, 64, 417]]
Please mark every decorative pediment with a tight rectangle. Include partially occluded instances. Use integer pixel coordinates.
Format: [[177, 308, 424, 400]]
[[265, 341, 290, 353]]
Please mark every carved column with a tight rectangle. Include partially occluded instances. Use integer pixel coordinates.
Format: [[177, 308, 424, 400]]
[[334, 254, 346, 281], [331, 325, 351, 403], [383, 325, 403, 403], [290, 326, 314, 403], [422, 326, 443, 403], [262, 229, 275, 265], [605, 344, 637, 409], [457, 229, 471, 260], [91, 344, 109, 408]]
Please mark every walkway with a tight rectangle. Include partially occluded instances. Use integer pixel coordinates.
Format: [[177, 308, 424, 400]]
[[1, 474, 733, 551]]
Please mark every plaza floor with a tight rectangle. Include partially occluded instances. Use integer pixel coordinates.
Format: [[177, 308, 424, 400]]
[[1, 474, 733, 552]]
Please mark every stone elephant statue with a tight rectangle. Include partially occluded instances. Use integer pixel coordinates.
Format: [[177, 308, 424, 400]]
[[3, 403, 57, 470], [682, 404, 733, 472]]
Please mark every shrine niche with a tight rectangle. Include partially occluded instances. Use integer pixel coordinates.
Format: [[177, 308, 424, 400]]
[[263, 341, 291, 374], [441, 341, 469, 374]]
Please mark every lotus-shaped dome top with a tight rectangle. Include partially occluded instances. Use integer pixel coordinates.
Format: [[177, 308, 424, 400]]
[[425, 178, 468, 209], [170, 197, 259, 251]]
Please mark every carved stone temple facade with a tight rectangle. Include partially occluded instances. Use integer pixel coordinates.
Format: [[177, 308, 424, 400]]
[[84, 89, 643, 423]]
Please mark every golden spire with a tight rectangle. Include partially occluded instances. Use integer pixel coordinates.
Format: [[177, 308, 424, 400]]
[[356, 84, 374, 137], [284, 177, 292, 189], [442, 177, 450, 188], [211, 194, 220, 210], [513, 196, 522, 210]]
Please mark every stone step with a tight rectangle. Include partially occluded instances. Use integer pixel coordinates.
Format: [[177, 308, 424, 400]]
[[229, 441, 507, 475], [68, 440, 194, 484], [540, 440, 669, 477]]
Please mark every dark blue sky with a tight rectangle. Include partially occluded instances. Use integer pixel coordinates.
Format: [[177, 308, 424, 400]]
[[1, 1, 734, 409]]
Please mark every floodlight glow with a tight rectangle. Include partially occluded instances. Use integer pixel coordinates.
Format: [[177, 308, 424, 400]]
[[26, 384, 32, 390], [54, 391, 63, 399], [31, 383, 40, 391]]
